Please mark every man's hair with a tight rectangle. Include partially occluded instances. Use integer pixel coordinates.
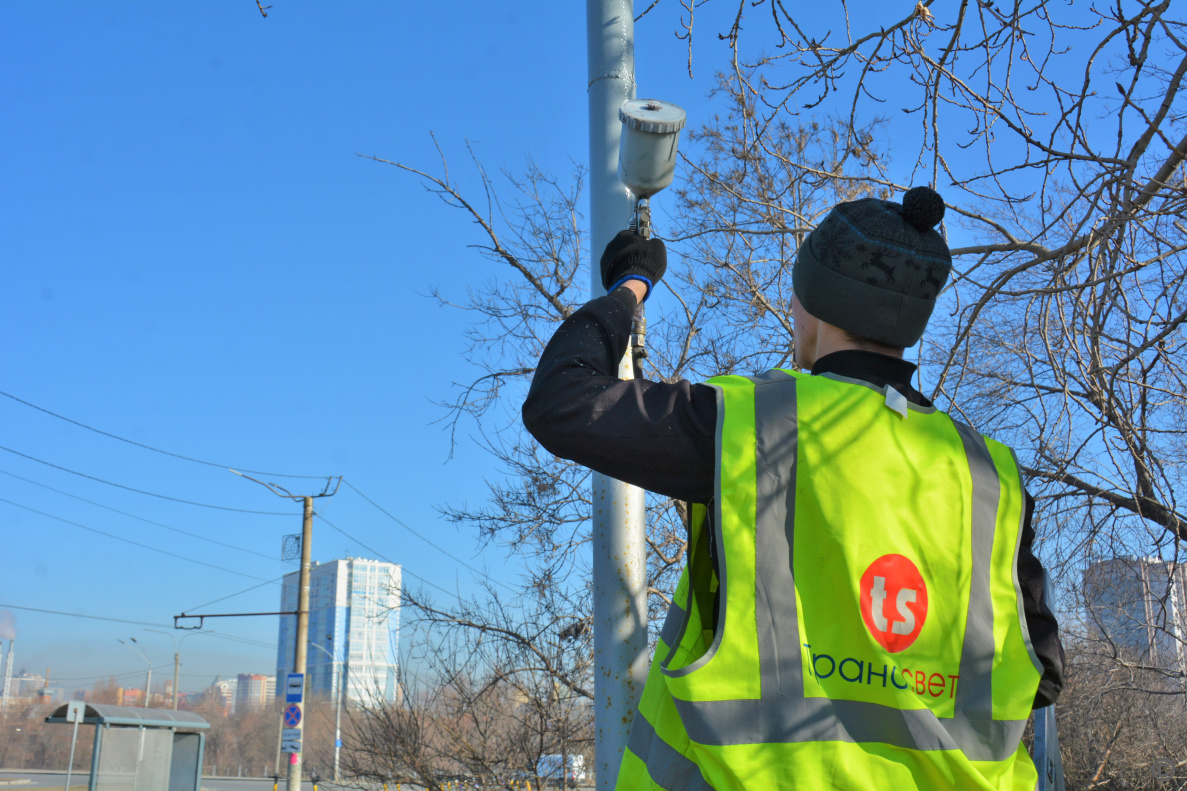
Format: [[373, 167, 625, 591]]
[[841, 329, 906, 358]]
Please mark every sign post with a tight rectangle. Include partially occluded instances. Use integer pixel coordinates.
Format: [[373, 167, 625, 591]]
[[281, 705, 303, 755], [64, 701, 85, 791]]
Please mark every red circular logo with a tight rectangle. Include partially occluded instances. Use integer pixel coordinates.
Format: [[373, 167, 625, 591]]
[[859, 554, 928, 653]]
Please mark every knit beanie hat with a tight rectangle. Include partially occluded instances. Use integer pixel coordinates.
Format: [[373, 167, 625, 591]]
[[792, 186, 952, 348]]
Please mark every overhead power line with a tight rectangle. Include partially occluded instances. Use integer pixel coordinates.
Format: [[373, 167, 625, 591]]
[[0, 603, 167, 628], [0, 468, 274, 560], [343, 480, 515, 593], [182, 576, 286, 615], [316, 514, 476, 606], [0, 389, 328, 479], [50, 664, 175, 683], [198, 631, 277, 650], [0, 603, 276, 652], [0, 497, 271, 581], [0, 444, 292, 515]]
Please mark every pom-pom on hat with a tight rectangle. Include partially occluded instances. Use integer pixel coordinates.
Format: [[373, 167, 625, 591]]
[[792, 186, 952, 348]]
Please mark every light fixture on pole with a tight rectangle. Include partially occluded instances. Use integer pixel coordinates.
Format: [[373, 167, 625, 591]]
[[117, 638, 152, 708], [144, 628, 211, 710]]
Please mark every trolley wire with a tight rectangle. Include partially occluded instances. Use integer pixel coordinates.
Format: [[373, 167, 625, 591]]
[[0, 604, 278, 652], [0, 445, 292, 515], [0, 603, 167, 628], [0, 603, 275, 646], [0, 389, 328, 479], [0, 497, 271, 581], [48, 664, 176, 683], [316, 514, 476, 606], [181, 576, 286, 615], [343, 480, 515, 593], [200, 632, 277, 650], [0, 468, 274, 560]]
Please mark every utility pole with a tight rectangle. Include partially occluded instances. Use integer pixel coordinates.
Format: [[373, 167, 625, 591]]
[[586, 2, 649, 789], [289, 495, 313, 791], [171, 651, 180, 709], [227, 472, 341, 791]]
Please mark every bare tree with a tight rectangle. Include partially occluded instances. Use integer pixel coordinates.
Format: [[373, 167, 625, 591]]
[[352, 0, 1187, 784], [342, 587, 592, 789], [651, 0, 1187, 560], [679, 2, 1187, 778]]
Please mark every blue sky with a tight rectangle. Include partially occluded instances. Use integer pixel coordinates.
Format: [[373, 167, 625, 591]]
[[0, 1, 751, 694], [2, 0, 1040, 696]]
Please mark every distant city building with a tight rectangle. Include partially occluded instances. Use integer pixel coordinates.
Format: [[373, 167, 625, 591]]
[[276, 557, 401, 704], [209, 677, 238, 714], [1084, 557, 1187, 674], [14, 672, 45, 699], [235, 674, 275, 712], [38, 687, 65, 705]]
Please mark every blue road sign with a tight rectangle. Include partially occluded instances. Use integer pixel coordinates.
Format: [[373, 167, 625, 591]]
[[335, 739, 343, 748], [286, 673, 304, 703], [283, 704, 302, 728]]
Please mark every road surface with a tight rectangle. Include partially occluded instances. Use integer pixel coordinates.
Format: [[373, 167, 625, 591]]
[[0, 772, 328, 791]]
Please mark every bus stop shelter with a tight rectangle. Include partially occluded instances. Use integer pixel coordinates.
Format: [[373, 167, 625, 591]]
[[46, 703, 209, 791]]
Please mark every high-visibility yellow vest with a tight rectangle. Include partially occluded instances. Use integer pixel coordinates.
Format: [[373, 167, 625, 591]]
[[617, 369, 1044, 790]]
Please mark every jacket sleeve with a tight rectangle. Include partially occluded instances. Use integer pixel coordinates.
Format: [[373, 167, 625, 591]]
[[1018, 492, 1065, 709], [521, 290, 717, 504]]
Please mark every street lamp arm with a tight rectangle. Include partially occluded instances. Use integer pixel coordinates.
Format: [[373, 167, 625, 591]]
[[308, 641, 335, 661], [118, 638, 153, 708], [118, 638, 151, 666], [143, 628, 213, 710]]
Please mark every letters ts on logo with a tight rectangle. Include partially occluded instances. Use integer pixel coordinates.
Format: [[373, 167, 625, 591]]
[[860, 554, 929, 653]]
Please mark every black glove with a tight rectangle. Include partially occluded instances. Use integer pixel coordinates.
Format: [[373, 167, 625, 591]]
[[600, 230, 667, 301]]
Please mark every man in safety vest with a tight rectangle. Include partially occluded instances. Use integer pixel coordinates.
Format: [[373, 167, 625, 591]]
[[522, 186, 1064, 790]]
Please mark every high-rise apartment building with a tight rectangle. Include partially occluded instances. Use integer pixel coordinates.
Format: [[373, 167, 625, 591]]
[[236, 674, 275, 712], [1084, 556, 1187, 674], [276, 557, 401, 704]]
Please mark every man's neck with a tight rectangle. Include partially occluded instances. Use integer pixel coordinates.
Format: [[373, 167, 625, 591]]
[[807, 322, 903, 367]]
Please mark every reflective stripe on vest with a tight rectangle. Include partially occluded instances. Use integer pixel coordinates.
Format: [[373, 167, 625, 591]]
[[626, 709, 713, 791], [659, 601, 686, 649], [653, 369, 1040, 765]]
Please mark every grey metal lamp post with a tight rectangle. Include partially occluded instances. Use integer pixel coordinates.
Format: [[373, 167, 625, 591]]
[[308, 640, 345, 782], [586, 2, 650, 787], [117, 638, 153, 708], [144, 629, 212, 710]]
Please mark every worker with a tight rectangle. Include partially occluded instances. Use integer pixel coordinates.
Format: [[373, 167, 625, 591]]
[[522, 186, 1064, 790]]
